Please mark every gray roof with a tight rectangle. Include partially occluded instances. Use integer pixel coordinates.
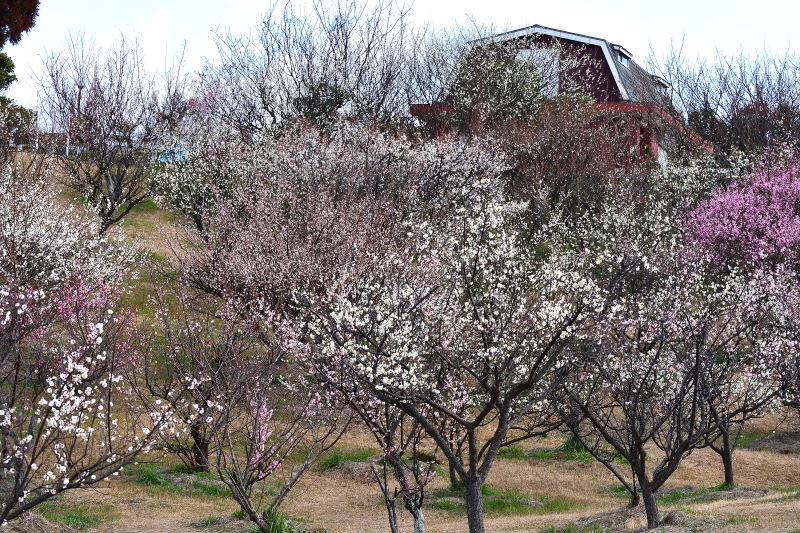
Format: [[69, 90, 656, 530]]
[[609, 45, 671, 107]]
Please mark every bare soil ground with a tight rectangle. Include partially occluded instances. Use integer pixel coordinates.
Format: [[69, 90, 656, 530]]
[[21, 420, 800, 533]]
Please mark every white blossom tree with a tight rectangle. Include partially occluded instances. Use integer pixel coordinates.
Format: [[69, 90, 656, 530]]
[[299, 174, 604, 533], [557, 168, 787, 528], [0, 168, 177, 522]]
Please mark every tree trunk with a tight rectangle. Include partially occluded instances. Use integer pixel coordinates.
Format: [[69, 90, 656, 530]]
[[463, 476, 485, 533], [385, 498, 399, 533], [448, 463, 460, 489], [410, 506, 425, 533], [241, 504, 269, 533], [403, 494, 425, 533], [189, 422, 210, 472], [720, 430, 735, 487], [629, 489, 640, 508], [638, 476, 660, 529]]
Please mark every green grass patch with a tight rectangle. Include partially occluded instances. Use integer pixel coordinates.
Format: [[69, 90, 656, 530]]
[[121, 215, 156, 231], [129, 200, 161, 214], [169, 464, 220, 482], [657, 483, 732, 505], [430, 498, 460, 512], [38, 501, 116, 531], [117, 281, 158, 317], [610, 483, 736, 504], [122, 199, 180, 231], [528, 447, 595, 463], [497, 446, 528, 459], [658, 488, 707, 505], [658, 489, 709, 505], [128, 463, 232, 499], [241, 509, 328, 533], [126, 464, 180, 492], [607, 484, 630, 498], [172, 464, 206, 475], [142, 249, 167, 264], [130, 464, 171, 487], [318, 448, 377, 470], [499, 436, 616, 464], [261, 509, 298, 533], [723, 515, 757, 525], [430, 484, 576, 517], [734, 428, 771, 450], [192, 480, 231, 498]]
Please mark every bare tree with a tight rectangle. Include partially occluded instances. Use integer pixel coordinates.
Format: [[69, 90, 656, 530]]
[[39, 35, 188, 234], [652, 44, 800, 159], [139, 281, 350, 532], [204, 0, 416, 138], [338, 385, 438, 533]]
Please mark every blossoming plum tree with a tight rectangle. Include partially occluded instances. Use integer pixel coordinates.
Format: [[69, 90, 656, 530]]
[[560, 169, 787, 528], [184, 123, 613, 533], [300, 174, 606, 533], [688, 161, 800, 270], [0, 169, 176, 522]]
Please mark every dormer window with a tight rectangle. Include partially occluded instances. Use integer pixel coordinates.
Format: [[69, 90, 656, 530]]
[[652, 75, 670, 92], [613, 44, 633, 67]]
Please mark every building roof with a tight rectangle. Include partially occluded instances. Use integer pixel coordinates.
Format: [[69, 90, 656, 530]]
[[468, 24, 669, 106]]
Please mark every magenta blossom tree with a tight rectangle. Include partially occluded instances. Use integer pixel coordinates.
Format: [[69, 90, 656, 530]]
[[687, 162, 800, 270]]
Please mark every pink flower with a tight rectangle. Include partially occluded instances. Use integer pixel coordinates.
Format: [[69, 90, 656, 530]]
[[687, 163, 800, 269]]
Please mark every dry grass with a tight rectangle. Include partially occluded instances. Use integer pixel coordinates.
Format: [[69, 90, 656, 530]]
[[36, 420, 800, 533]]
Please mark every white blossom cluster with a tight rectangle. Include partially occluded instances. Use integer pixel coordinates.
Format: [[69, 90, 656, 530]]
[[302, 147, 604, 428]]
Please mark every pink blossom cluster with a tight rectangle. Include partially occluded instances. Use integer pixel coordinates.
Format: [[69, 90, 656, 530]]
[[687, 163, 800, 269]]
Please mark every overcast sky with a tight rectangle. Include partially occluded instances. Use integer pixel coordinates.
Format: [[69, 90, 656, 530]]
[[5, 0, 798, 108]]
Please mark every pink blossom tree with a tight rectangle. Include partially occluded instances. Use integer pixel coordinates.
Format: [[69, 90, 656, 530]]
[[212, 365, 348, 532], [687, 161, 800, 270]]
